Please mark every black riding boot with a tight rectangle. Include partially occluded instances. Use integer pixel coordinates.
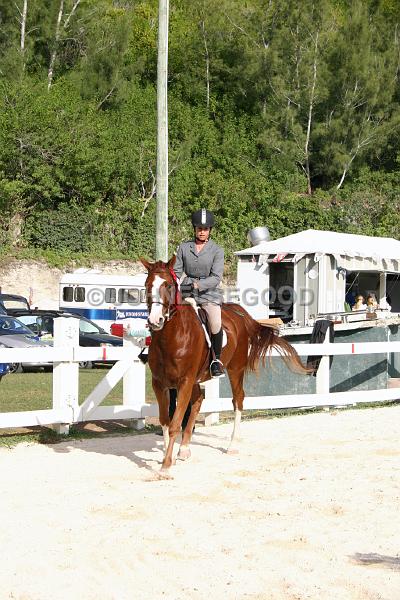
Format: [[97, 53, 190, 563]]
[[210, 329, 225, 378], [138, 347, 149, 364]]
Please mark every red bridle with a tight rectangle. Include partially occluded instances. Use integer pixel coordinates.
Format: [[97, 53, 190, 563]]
[[169, 267, 182, 309]]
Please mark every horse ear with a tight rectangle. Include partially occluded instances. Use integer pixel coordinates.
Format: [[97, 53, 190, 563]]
[[167, 255, 176, 269], [140, 257, 152, 272]]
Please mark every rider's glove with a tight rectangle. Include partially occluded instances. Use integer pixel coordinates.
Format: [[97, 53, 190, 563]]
[[180, 282, 194, 296]]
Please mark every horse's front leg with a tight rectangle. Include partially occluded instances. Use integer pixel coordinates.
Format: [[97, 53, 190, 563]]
[[162, 379, 194, 475], [151, 379, 171, 456], [178, 383, 204, 461]]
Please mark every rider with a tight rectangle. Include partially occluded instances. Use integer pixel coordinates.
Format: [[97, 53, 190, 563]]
[[174, 208, 225, 378]]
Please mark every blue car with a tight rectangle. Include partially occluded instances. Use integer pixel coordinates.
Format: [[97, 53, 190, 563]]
[[0, 314, 53, 373], [0, 307, 9, 378], [0, 361, 9, 381]]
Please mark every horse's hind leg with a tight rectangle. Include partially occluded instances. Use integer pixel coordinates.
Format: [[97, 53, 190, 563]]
[[226, 367, 245, 454], [178, 383, 203, 460]]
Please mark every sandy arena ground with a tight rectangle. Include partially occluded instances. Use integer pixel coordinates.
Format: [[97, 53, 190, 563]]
[[1, 406, 400, 600]]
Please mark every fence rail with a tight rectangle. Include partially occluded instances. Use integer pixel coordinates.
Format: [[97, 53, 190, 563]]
[[0, 319, 399, 432]]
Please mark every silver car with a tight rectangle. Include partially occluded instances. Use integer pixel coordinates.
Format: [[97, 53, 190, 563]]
[[0, 315, 53, 373]]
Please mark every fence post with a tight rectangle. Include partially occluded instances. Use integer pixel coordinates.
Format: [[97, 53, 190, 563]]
[[202, 378, 220, 426], [316, 327, 330, 396], [123, 337, 146, 430], [52, 317, 79, 434]]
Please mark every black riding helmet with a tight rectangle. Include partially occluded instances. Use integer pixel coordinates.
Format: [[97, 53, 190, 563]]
[[191, 208, 215, 228]]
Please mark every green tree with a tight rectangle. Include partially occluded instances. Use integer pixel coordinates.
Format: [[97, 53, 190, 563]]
[[315, 0, 400, 189]]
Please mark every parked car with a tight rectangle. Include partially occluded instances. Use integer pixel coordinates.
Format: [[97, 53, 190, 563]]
[[0, 361, 10, 381], [12, 310, 123, 369], [0, 294, 30, 314], [0, 315, 53, 373], [0, 307, 9, 376]]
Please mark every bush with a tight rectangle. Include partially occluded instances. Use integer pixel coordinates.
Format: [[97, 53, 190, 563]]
[[24, 203, 97, 253]]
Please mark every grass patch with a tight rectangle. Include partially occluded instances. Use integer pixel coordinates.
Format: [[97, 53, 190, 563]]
[[0, 369, 123, 412], [1, 368, 399, 447], [0, 367, 157, 446], [0, 366, 156, 413]]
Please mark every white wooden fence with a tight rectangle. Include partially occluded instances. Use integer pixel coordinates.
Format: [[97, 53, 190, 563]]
[[0, 318, 399, 433]]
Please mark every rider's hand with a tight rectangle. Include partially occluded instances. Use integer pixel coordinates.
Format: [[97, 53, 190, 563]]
[[123, 324, 131, 337], [181, 282, 193, 295]]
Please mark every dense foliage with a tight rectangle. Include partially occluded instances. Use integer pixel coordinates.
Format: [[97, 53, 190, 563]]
[[1, 0, 400, 268]]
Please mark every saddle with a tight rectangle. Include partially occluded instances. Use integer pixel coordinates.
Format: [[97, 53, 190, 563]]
[[183, 298, 227, 349]]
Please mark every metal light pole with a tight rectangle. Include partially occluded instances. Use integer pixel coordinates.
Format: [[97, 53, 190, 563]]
[[156, 0, 169, 261]]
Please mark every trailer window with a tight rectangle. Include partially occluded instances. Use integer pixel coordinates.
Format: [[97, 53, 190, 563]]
[[105, 288, 116, 303], [62, 287, 74, 302], [74, 287, 85, 302], [118, 288, 140, 304], [140, 289, 146, 303]]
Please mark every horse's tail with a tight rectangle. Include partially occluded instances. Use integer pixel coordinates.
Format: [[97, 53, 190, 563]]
[[240, 309, 309, 374]]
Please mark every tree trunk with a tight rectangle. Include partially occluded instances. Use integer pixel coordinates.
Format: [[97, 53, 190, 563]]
[[336, 154, 356, 190], [304, 32, 319, 196], [200, 20, 210, 110], [9, 213, 24, 247], [63, 0, 81, 30], [20, 0, 28, 52], [47, 0, 64, 90], [16, 0, 28, 70]]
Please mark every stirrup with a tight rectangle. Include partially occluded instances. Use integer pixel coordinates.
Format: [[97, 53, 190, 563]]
[[210, 359, 225, 378]]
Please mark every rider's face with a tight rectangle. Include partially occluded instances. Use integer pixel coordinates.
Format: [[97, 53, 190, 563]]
[[195, 226, 210, 241]]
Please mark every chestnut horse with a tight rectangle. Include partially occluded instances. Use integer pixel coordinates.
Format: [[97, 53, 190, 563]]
[[142, 256, 307, 478]]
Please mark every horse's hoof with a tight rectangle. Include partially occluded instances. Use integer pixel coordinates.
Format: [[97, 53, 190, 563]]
[[158, 468, 174, 480], [177, 447, 191, 461], [226, 447, 239, 455]]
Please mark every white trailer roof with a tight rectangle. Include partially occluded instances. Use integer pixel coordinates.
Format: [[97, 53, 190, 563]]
[[60, 272, 147, 286], [236, 229, 400, 262]]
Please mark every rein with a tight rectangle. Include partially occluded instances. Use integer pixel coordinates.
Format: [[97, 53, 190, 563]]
[[222, 304, 246, 317]]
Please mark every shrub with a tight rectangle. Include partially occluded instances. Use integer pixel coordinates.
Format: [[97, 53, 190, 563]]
[[24, 203, 97, 253]]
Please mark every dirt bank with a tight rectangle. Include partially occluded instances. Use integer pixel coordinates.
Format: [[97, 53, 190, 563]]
[[0, 259, 144, 309]]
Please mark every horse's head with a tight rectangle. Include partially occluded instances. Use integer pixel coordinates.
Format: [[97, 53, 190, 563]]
[[140, 256, 177, 331]]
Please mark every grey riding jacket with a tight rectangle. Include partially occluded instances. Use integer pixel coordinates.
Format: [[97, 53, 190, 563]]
[[174, 238, 224, 305]]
